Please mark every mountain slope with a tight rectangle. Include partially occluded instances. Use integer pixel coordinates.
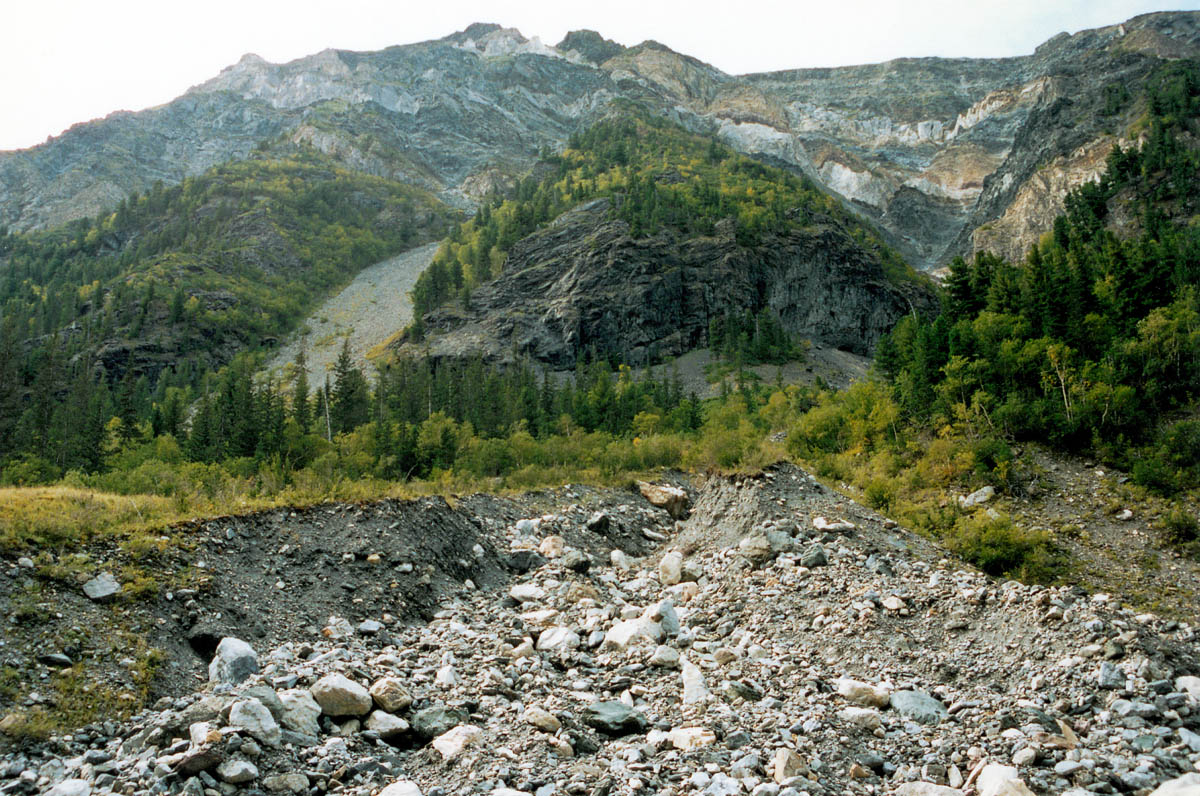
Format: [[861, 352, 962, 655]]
[[3, 14, 1200, 270], [393, 115, 936, 367]]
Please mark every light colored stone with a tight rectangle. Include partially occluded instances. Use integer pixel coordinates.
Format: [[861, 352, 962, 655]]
[[228, 698, 282, 746], [611, 550, 632, 571], [682, 657, 709, 704], [46, 781, 91, 796], [369, 677, 413, 713], [977, 764, 1034, 796], [432, 724, 483, 760], [893, 785, 964, 796], [365, 710, 410, 739], [536, 626, 580, 652], [659, 550, 683, 585], [278, 689, 321, 736], [510, 583, 545, 603], [523, 706, 561, 733], [959, 486, 995, 508], [813, 516, 856, 532], [82, 572, 120, 602], [836, 678, 890, 708], [208, 637, 258, 685], [837, 706, 882, 730], [773, 748, 807, 783], [637, 481, 689, 518], [645, 599, 679, 636], [379, 782, 423, 796], [538, 535, 565, 558], [669, 726, 716, 750], [310, 673, 372, 717], [649, 645, 681, 668], [882, 595, 905, 611], [603, 616, 663, 650], [216, 759, 259, 784], [1150, 774, 1200, 796]]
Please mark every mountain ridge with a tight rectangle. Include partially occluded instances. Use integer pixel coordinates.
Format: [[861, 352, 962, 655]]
[[4, 12, 1199, 268]]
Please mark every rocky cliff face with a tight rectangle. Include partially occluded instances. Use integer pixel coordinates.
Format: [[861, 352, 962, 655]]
[[3, 13, 1200, 268], [405, 200, 936, 368]]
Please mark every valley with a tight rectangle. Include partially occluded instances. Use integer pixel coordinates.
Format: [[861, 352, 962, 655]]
[[2, 11, 1200, 796]]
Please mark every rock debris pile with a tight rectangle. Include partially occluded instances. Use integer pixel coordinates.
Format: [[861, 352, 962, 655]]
[[5, 464, 1200, 796]]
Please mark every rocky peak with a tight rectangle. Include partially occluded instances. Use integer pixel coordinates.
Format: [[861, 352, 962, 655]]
[[555, 29, 626, 65]]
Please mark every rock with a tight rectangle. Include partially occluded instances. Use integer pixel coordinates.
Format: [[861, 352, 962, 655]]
[[704, 773, 741, 796], [365, 710, 410, 739], [893, 786, 963, 796], [82, 572, 120, 602], [659, 551, 684, 585], [646, 598, 680, 635], [37, 653, 74, 668], [322, 616, 354, 638], [278, 689, 321, 736], [561, 549, 592, 573], [538, 535, 565, 558], [1150, 774, 1200, 796], [208, 637, 258, 685], [1098, 661, 1125, 689], [959, 486, 995, 508], [773, 748, 807, 783], [412, 705, 470, 740], [882, 595, 905, 611], [739, 535, 774, 565], [370, 677, 413, 713], [435, 664, 459, 687], [505, 551, 547, 573], [669, 726, 716, 750], [242, 685, 284, 720], [813, 516, 855, 533], [586, 511, 610, 532], [46, 781, 92, 796], [602, 616, 663, 650], [432, 724, 483, 759], [801, 544, 828, 568], [174, 745, 224, 776], [262, 773, 309, 793], [890, 690, 948, 724], [310, 673, 372, 717], [1012, 747, 1037, 766], [16, 557, 33, 568], [838, 706, 882, 730], [649, 645, 681, 668], [511, 583, 546, 603], [837, 678, 891, 708], [611, 550, 632, 571], [976, 765, 1034, 796], [682, 657, 709, 704], [379, 782, 423, 796], [523, 706, 561, 733], [228, 699, 282, 746], [583, 701, 648, 735], [215, 759, 259, 784], [357, 619, 383, 635], [536, 626, 581, 652], [638, 481, 690, 519]]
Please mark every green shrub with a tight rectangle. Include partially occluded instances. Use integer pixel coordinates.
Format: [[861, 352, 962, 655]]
[[945, 514, 1057, 580]]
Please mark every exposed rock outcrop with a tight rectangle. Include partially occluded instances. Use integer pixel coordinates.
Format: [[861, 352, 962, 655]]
[[406, 200, 936, 367]]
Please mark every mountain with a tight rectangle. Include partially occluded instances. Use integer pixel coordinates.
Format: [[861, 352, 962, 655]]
[[394, 115, 936, 368], [3, 14, 1200, 270]]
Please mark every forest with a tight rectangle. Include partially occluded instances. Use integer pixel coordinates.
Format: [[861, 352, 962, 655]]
[[4, 61, 1200, 590], [406, 111, 916, 329]]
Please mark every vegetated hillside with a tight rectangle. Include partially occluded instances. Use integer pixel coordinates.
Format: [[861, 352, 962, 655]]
[[3, 14, 1200, 271], [393, 113, 937, 368], [0, 148, 457, 474], [881, 59, 1200, 480]]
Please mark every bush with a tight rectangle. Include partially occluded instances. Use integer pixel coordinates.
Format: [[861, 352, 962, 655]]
[[1161, 506, 1200, 545], [945, 514, 1056, 580]]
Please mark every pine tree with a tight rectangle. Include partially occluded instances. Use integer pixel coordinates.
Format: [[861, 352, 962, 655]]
[[331, 339, 370, 434], [292, 348, 311, 432]]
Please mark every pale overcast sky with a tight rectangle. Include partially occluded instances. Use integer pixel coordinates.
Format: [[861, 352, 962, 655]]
[[1, 0, 1196, 151]]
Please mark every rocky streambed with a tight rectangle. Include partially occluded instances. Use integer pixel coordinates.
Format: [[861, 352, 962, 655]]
[[4, 464, 1200, 796]]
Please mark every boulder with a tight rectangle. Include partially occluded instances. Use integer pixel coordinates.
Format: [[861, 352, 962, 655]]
[[583, 701, 648, 735], [82, 572, 120, 602], [890, 690, 948, 724], [208, 638, 258, 686], [228, 699, 281, 746], [310, 673, 372, 717], [369, 677, 413, 713], [412, 705, 470, 740], [278, 689, 321, 736], [637, 481, 689, 519]]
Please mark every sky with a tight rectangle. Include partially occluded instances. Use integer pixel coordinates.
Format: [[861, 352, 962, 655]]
[[1, 0, 1197, 151]]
